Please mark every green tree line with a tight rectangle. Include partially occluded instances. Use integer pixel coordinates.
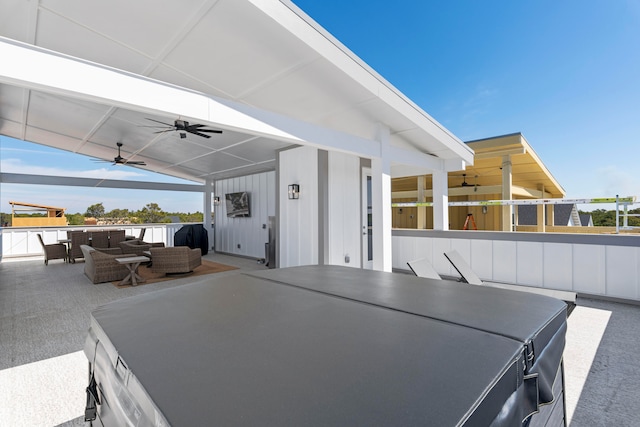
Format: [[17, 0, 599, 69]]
[[581, 209, 640, 227], [1, 202, 203, 226]]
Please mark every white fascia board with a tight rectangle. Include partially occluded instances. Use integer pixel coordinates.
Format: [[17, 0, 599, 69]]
[[1, 173, 205, 192], [0, 37, 378, 158], [389, 149, 468, 178], [389, 146, 444, 171], [268, 1, 474, 164]]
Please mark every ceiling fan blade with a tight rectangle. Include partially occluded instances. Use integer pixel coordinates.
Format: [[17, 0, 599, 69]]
[[188, 130, 212, 138], [146, 118, 174, 126], [125, 161, 147, 165], [197, 129, 223, 134]]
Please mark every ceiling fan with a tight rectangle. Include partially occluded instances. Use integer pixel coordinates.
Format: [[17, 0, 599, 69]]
[[459, 174, 480, 191], [144, 118, 223, 139], [92, 142, 146, 166], [460, 174, 474, 187]]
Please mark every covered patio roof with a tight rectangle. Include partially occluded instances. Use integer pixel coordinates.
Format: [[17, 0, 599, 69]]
[[0, 0, 473, 183], [392, 133, 566, 199]]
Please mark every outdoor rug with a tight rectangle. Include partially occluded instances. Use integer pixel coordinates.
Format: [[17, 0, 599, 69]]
[[112, 260, 238, 288]]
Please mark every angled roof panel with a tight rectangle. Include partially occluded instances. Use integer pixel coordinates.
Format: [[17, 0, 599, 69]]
[[0, 0, 472, 182]]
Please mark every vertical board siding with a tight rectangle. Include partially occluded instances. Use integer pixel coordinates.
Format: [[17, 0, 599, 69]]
[[572, 244, 606, 295], [391, 231, 640, 302], [432, 237, 453, 275], [278, 147, 318, 268], [215, 171, 275, 258], [605, 245, 638, 299], [516, 241, 544, 287], [492, 240, 517, 284], [470, 239, 493, 280], [542, 243, 573, 291], [327, 152, 361, 267]]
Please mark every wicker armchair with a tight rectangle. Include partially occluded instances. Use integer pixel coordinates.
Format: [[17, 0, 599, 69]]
[[37, 234, 67, 265], [150, 247, 201, 275], [90, 230, 110, 250], [80, 245, 130, 284], [108, 230, 126, 248], [68, 231, 90, 263], [119, 239, 165, 256]]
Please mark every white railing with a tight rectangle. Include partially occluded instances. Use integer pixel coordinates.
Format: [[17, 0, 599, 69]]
[[393, 229, 640, 302], [0, 223, 199, 259]]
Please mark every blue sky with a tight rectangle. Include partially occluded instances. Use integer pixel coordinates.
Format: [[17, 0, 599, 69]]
[[2, 0, 639, 213], [0, 138, 202, 214], [293, 0, 640, 202]]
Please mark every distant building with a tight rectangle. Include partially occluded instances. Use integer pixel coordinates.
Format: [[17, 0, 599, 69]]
[[9, 201, 67, 227], [518, 204, 589, 227], [391, 133, 565, 231], [580, 213, 594, 227]]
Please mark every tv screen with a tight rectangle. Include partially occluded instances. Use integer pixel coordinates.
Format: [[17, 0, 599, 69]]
[[225, 192, 250, 218]]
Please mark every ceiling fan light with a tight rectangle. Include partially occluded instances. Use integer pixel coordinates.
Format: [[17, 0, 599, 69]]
[[180, 132, 187, 139]]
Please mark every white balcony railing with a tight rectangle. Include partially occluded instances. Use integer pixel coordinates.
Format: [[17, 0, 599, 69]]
[[0, 223, 195, 259], [393, 229, 640, 302]]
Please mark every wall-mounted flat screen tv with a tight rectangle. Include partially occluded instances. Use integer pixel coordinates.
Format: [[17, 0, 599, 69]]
[[225, 192, 250, 218]]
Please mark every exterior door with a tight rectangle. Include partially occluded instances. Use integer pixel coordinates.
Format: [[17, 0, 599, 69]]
[[362, 168, 373, 269]]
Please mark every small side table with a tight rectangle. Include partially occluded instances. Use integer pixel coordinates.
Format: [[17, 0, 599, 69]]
[[58, 239, 71, 262], [115, 256, 149, 286]]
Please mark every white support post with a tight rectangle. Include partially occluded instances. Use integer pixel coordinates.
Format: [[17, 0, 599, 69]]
[[203, 178, 214, 250], [432, 170, 449, 230], [371, 125, 392, 272], [417, 176, 427, 229], [536, 185, 545, 232], [501, 155, 513, 231]]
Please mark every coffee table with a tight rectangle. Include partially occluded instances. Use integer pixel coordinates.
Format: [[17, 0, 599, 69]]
[[115, 256, 149, 286]]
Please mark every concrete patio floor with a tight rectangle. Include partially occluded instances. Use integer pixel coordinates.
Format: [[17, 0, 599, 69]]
[[1, 253, 639, 426]]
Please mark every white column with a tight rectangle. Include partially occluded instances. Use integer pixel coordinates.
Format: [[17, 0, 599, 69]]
[[546, 204, 554, 227], [417, 175, 427, 229], [501, 155, 513, 231], [432, 170, 449, 230], [203, 178, 213, 250], [536, 184, 545, 232], [371, 125, 392, 272]]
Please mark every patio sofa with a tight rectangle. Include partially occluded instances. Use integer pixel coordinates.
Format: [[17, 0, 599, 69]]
[[80, 245, 130, 284]]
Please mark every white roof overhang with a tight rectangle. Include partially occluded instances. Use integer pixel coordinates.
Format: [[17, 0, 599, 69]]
[[0, 0, 473, 183]]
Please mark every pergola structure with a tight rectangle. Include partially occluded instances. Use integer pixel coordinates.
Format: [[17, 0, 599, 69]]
[[9, 201, 67, 227], [392, 133, 566, 231], [0, 0, 474, 270]]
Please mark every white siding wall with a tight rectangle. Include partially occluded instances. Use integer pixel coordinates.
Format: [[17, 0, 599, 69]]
[[215, 172, 275, 258], [392, 232, 640, 301], [279, 146, 318, 267], [327, 151, 361, 267]]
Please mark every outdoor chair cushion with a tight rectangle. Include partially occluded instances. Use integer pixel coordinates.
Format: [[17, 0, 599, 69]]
[[119, 239, 165, 256], [90, 231, 110, 250], [150, 246, 201, 275], [108, 230, 126, 248], [68, 231, 90, 263]]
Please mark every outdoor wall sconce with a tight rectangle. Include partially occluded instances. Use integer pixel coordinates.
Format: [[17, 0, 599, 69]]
[[213, 196, 220, 205], [288, 184, 300, 200]]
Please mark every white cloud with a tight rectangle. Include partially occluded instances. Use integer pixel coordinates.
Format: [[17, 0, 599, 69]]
[[595, 166, 640, 199], [1, 158, 144, 180]]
